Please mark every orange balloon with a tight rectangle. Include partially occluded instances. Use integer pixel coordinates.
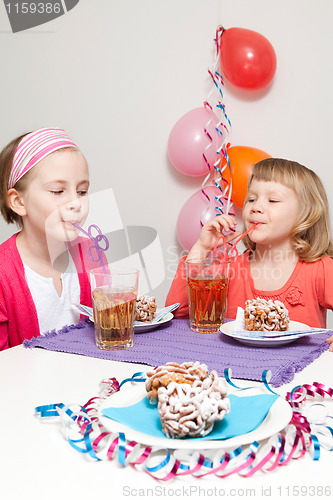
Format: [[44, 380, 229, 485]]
[[221, 146, 271, 207]]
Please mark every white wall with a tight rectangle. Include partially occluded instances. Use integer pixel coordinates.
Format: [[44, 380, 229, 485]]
[[0, 0, 332, 326]]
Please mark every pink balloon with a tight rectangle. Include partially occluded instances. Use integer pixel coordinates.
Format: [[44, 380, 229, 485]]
[[177, 186, 229, 251], [168, 107, 225, 176]]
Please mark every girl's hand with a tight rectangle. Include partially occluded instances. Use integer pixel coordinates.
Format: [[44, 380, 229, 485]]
[[325, 335, 333, 352], [187, 215, 241, 260]]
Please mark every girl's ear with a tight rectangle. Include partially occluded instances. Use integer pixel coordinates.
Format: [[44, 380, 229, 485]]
[[7, 188, 27, 217]]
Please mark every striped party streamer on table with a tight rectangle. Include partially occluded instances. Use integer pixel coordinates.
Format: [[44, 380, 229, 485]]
[[35, 369, 333, 479]]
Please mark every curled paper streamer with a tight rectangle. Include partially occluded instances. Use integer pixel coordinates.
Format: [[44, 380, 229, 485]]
[[285, 382, 333, 459], [200, 26, 233, 227], [35, 370, 333, 480]]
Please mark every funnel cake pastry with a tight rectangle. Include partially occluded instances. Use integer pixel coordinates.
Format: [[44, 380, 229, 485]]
[[145, 362, 230, 438], [244, 298, 289, 332], [135, 295, 157, 322], [145, 361, 209, 403]]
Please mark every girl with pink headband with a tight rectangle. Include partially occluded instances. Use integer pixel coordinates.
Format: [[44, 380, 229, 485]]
[[0, 128, 97, 350]]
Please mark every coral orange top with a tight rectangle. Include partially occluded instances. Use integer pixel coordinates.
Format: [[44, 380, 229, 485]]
[[166, 252, 333, 328]]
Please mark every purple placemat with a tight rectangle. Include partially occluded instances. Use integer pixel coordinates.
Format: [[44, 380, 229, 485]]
[[24, 319, 330, 387]]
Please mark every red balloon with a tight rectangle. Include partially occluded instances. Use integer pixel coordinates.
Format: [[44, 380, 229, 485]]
[[219, 27, 277, 90]]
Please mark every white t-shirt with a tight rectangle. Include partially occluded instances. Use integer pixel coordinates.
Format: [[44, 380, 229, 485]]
[[24, 254, 80, 334]]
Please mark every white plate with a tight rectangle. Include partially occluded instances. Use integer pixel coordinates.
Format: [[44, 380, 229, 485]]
[[221, 320, 311, 347], [87, 310, 174, 333], [100, 384, 292, 450], [134, 312, 174, 333]]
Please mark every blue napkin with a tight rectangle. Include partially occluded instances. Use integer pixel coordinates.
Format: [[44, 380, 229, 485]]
[[102, 393, 278, 441]]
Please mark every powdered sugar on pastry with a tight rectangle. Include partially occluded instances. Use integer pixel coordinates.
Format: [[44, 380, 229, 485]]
[[135, 295, 157, 322], [244, 298, 289, 331], [145, 362, 230, 438], [158, 371, 230, 438]]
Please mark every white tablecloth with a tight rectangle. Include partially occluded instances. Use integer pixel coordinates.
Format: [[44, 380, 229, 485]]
[[1, 345, 332, 499]]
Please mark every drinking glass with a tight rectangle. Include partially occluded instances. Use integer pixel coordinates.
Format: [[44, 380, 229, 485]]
[[90, 266, 139, 350], [185, 259, 229, 333]]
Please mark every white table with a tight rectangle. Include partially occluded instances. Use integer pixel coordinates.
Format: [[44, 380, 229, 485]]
[[1, 345, 332, 500]]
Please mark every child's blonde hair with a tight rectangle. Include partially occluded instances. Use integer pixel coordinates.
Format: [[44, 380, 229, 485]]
[[242, 158, 333, 261]]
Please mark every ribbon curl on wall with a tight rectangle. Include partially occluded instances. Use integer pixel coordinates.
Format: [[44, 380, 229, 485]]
[[168, 25, 277, 250]]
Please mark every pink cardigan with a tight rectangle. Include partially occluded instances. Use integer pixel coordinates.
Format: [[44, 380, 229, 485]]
[[0, 233, 97, 350]]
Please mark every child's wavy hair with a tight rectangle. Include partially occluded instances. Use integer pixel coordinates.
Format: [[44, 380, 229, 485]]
[[242, 158, 333, 262]]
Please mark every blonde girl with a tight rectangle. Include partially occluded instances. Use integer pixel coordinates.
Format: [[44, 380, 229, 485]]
[[166, 158, 333, 350]]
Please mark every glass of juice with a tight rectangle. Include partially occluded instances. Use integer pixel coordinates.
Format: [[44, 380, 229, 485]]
[[90, 266, 139, 350], [185, 259, 229, 333]]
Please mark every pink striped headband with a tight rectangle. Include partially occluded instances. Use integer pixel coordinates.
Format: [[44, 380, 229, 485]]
[[8, 127, 80, 189]]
